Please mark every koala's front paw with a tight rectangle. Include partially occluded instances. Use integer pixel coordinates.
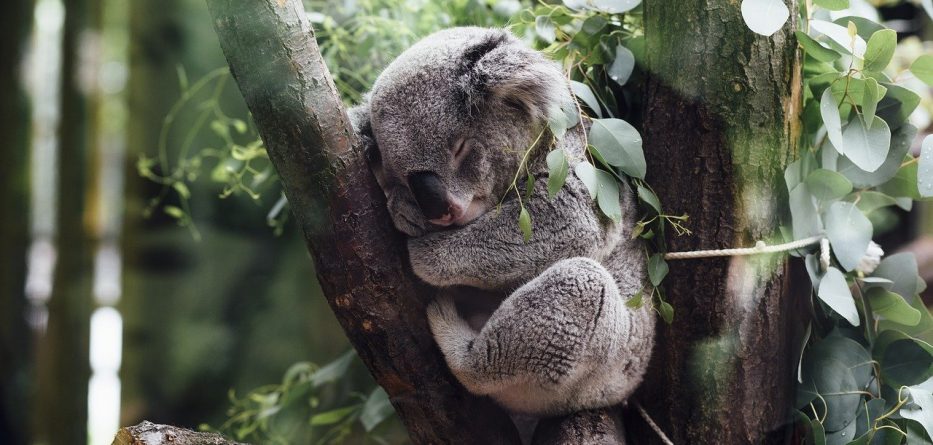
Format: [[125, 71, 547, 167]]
[[426, 296, 474, 349], [407, 235, 455, 286]]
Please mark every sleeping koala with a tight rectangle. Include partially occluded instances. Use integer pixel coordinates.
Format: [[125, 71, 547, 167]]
[[349, 27, 655, 416]]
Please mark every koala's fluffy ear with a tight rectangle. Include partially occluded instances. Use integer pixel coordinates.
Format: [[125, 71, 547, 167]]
[[348, 95, 387, 188], [458, 31, 568, 120]]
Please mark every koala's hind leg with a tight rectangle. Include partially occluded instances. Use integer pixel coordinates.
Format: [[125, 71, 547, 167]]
[[427, 257, 627, 413]]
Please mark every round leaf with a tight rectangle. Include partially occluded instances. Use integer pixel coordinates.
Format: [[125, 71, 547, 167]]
[[911, 55, 933, 86], [805, 169, 853, 201], [810, 20, 867, 58], [863, 29, 897, 73], [919, 135, 933, 197], [741, 0, 790, 36], [608, 45, 635, 86], [824, 201, 873, 272], [842, 115, 891, 173], [867, 287, 922, 326]]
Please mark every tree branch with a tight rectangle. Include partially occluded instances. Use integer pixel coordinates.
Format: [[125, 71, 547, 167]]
[[203, 0, 519, 443]]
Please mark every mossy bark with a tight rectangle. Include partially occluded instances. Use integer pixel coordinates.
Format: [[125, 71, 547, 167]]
[[634, 1, 802, 443]]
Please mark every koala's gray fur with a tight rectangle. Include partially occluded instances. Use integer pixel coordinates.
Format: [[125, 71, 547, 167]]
[[350, 27, 655, 416]]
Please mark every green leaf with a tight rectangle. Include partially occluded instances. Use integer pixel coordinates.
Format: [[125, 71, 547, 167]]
[[546, 149, 569, 199], [789, 184, 821, 240], [912, 55, 933, 86], [608, 45, 635, 86], [879, 297, 933, 345], [824, 201, 873, 272], [805, 169, 853, 201], [172, 182, 191, 200], [574, 161, 599, 199], [658, 300, 674, 324], [877, 83, 921, 130], [802, 355, 861, 432], [879, 160, 920, 199], [817, 267, 861, 326], [625, 291, 644, 308], [163, 206, 184, 219], [796, 31, 841, 63], [740, 0, 790, 36], [837, 123, 916, 188], [547, 104, 570, 139], [637, 184, 662, 213], [832, 16, 885, 41], [570, 81, 602, 118], [360, 387, 394, 432], [861, 77, 880, 128], [821, 88, 845, 154], [807, 333, 873, 388], [814, 0, 848, 10], [589, 0, 641, 13], [310, 406, 357, 426], [310, 350, 355, 387], [863, 29, 897, 73], [868, 287, 922, 326], [901, 379, 933, 443], [852, 191, 897, 214], [842, 115, 891, 173], [877, 333, 933, 387], [535, 15, 556, 43], [810, 19, 867, 57], [648, 254, 669, 287], [872, 253, 921, 301], [518, 206, 532, 242], [595, 169, 622, 221], [589, 118, 645, 179], [920, 135, 933, 197]]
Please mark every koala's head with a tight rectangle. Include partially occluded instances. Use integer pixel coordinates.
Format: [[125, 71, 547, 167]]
[[350, 27, 571, 237]]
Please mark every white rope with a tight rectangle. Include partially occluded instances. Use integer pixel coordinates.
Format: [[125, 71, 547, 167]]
[[635, 401, 675, 445], [664, 235, 824, 261]]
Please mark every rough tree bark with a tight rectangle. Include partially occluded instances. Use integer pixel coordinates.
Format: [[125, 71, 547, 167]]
[[203, 1, 522, 443], [633, 1, 802, 444]]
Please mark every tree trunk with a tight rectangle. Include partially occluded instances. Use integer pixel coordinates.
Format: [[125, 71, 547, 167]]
[[634, 1, 801, 444], [204, 1, 520, 443], [34, 0, 99, 443], [0, 1, 35, 444]]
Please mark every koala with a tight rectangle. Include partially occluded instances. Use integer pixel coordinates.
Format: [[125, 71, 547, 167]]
[[349, 27, 656, 417]]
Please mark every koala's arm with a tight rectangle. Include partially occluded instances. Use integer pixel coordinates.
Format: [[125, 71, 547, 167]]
[[409, 172, 615, 289]]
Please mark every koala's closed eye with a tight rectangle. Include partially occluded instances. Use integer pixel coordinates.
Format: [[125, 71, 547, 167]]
[[452, 138, 473, 167]]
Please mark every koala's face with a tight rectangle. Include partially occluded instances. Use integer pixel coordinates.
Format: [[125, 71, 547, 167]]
[[359, 28, 568, 237]]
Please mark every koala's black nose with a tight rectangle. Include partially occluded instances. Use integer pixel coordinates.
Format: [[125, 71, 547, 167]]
[[408, 171, 449, 220]]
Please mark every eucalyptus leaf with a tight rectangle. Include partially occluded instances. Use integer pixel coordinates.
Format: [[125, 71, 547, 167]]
[[535, 15, 557, 43], [838, 123, 916, 188], [546, 149, 569, 198], [919, 135, 933, 198], [824, 201, 872, 272], [806, 169, 853, 201], [796, 31, 841, 63], [570, 81, 602, 118], [590, 0, 641, 13], [310, 406, 358, 426], [648, 253, 669, 287], [608, 45, 635, 86], [841, 115, 891, 173], [821, 88, 845, 155], [637, 184, 662, 213], [310, 350, 355, 387], [817, 267, 861, 326], [911, 55, 933, 87], [868, 287, 922, 326], [741, 0, 790, 36], [595, 169, 622, 221], [879, 336, 933, 387], [803, 354, 862, 431], [589, 118, 646, 179], [810, 19, 867, 58], [574, 161, 599, 199], [658, 300, 674, 324], [790, 184, 821, 240], [518, 206, 532, 242], [863, 29, 897, 73], [872, 253, 920, 301], [814, 0, 848, 10], [851, 191, 897, 214], [862, 77, 879, 128], [877, 83, 921, 130], [360, 387, 394, 432], [902, 380, 933, 444]]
